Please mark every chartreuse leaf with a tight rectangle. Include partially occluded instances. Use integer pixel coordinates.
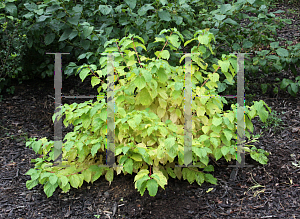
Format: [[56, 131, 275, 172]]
[[134, 169, 149, 182], [253, 100, 269, 123], [78, 174, 84, 188], [206, 188, 214, 193], [82, 169, 92, 183], [223, 129, 232, 141], [91, 167, 103, 183], [210, 73, 219, 82], [193, 147, 208, 158], [250, 150, 268, 165], [135, 175, 149, 196], [200, 156, 209, 166], [134, 35, 145, 44], [49, 175, 58, 185], [90, 143, 102, 157], [167, 35, 180, 48], [158, 98, 167, 109], [218, 60, 230, 73], [26, 179, 39, 190], [151, 171, 167, 188], [61, 182, 70, 193], [198, 135, 209, 142], [139, 88, 152, 106], [141, 68, 152, 82], [60, 176, 69, 188], [124, 158, 134, 174], [212, 117, 222, 126], [79, 68, 91, 81], [245, 115, 254, 132], [44, 181, 58, 198], [205, 174, 217, 184], [165, 137, 175, 148], [247, 107, 256, 120], [134, 76, 146, 90], [32, 140, 42, 153], [146, 179, 158, 196], [70, 174, 80, 188], [213, 148, 222, 161], [155, 50, 170, 60], [131, 153, 143, 161], [221, 146, 230, 156], [134, 169, 150, 195], [91, 76, 101, 87], [198, 34, 210, 45]]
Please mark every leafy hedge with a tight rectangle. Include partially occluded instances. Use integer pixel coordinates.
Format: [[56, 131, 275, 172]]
[[0, 0, 299, 96]]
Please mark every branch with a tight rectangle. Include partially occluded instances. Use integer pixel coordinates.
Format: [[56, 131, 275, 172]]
[[157, 31, 173, 59], [131, 37, 143, 68]]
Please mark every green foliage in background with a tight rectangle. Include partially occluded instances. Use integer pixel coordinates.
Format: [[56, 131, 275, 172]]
[[0, 2, 27, 94], [0, 0, 299, 96]]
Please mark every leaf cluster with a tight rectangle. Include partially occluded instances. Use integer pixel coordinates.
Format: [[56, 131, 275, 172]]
[[25, 29, 271, 197]]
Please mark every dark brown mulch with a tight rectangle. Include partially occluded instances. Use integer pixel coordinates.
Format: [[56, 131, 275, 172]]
[[1, 73, 300, 219], [1, 3, 300, 219]]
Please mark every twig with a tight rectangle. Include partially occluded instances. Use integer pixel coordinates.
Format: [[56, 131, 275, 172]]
[[131, 37, 143, 68], [156, 31, 173, 59]]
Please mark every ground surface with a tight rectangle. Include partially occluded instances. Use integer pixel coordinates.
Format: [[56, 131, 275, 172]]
[[1, 2, 300, 219]]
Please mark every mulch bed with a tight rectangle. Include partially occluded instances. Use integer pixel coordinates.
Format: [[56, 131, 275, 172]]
[[1, 2, 300, 219]]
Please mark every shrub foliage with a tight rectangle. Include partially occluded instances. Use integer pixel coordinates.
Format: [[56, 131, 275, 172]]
[[26, 29, 270, 197]]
